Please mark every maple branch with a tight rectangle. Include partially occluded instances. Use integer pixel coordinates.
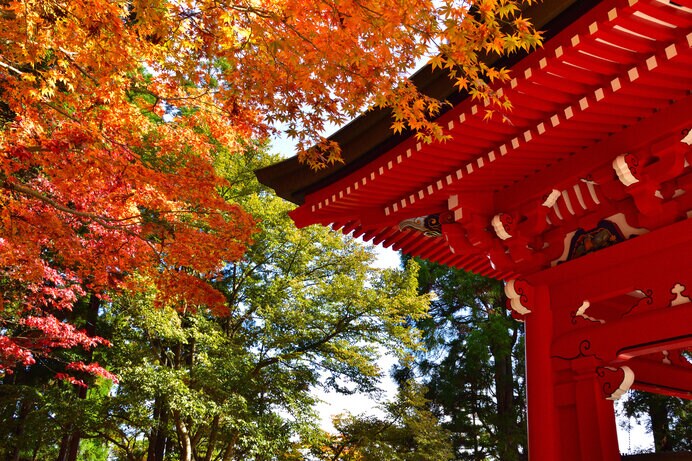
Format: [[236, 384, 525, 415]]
[[58, 47, 98, 85], [0, 9, 16, 20], [132, 85, 211, 103], [42, 101, 80, 122], [0, 59, 24, 75], [5, 182, 117, 224], [350, 0, 385, 19], [5, 181, 174, 266], [227, 4, 273, 19]]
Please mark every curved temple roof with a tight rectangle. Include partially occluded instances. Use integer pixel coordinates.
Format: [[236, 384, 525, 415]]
[[255, 0, 600, 205], [257, 0, 692, 280]]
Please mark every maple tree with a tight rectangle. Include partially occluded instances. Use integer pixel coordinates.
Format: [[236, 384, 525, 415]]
[[0, 0, 541, 376]]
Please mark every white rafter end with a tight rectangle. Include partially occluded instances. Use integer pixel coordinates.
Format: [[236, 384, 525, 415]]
[[665, 44, 678, 60], [628, 67, 639, 82], [595, 88, 605, 101], [682, 129, 692, 145], [542, 189, 561, 207], [607, 8, 618, 21]]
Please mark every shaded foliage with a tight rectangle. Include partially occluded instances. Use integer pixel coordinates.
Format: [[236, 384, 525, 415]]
[[316, 381, 454, 461], [622, 391, 692, 453], [404, 258, 527, 461]]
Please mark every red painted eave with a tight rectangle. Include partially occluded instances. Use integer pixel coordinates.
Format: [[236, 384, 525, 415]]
[[259, 0, 692, 279], [255, 0, 598, 204]]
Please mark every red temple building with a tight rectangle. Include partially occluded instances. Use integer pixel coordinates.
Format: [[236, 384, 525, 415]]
[[256, 0, 692, 459]]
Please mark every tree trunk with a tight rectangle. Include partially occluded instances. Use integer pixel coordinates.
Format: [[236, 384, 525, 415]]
[[8, 395, 32, 461], [648, 395, 673, 452], [55, 385, 87, 461], [204, 414, 221, 461], [471, 382, 481, 461], [221, 434, 239, 461], [173, 410, 193, 461], [491, 339, 519, 461], [147, 400, 161, 461], [147, 396, 169, 461], [56, 294, 100, 461], [221, 443, 234, 461], [65, 430, 81, 461], [56, 433, 71, 461]]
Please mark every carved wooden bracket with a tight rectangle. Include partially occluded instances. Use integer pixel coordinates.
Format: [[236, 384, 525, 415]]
[[596, 366, 634, 400], [399, 214, 443, 237], [505, 279, 534, 316], [491, 213, 513, 240], [613, 154, 640, 187]]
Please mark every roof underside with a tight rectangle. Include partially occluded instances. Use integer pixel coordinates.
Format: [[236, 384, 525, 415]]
[[258, 0, 692, 280]]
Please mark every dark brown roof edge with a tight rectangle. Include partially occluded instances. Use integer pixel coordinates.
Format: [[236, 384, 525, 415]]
[[255, 0, 601, 205]]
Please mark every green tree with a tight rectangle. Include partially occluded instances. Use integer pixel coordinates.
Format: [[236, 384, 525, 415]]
[[0, 142, 429, 461], [317, 380, 454, 461], [622, 391, 692, 453], [406, 258, 527, 461]]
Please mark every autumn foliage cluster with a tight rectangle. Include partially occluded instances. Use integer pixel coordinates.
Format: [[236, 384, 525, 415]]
[[0, 0, 540, 379]]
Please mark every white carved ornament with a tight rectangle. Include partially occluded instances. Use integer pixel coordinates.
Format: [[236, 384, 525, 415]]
[[604, 366, 635, 401], [504, 279, 532, 315], [491, 214, 512, 240], [613, 154, 640, 187], [575, 300, 606, 324]]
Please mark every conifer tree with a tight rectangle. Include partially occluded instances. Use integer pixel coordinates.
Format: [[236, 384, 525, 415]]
[[406, 258, 527, 461]]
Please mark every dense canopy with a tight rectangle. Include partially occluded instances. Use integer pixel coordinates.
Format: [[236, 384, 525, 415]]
[[0, 0, 540, 375]]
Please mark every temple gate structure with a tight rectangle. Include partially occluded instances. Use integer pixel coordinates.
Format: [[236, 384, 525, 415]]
[[256, 0, 692, 459]]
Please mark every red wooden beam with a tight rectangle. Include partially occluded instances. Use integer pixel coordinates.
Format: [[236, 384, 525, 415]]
[[552, 302, 692, 364], [527, 216, 692, 305], [628, 357, 692, 400]]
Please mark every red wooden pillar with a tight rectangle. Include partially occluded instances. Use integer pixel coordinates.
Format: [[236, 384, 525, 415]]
[[523, 284, 621, 461], [572, 363, 620, 460], [524, 284, 559, 461], [552, 357, 620, 460]]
